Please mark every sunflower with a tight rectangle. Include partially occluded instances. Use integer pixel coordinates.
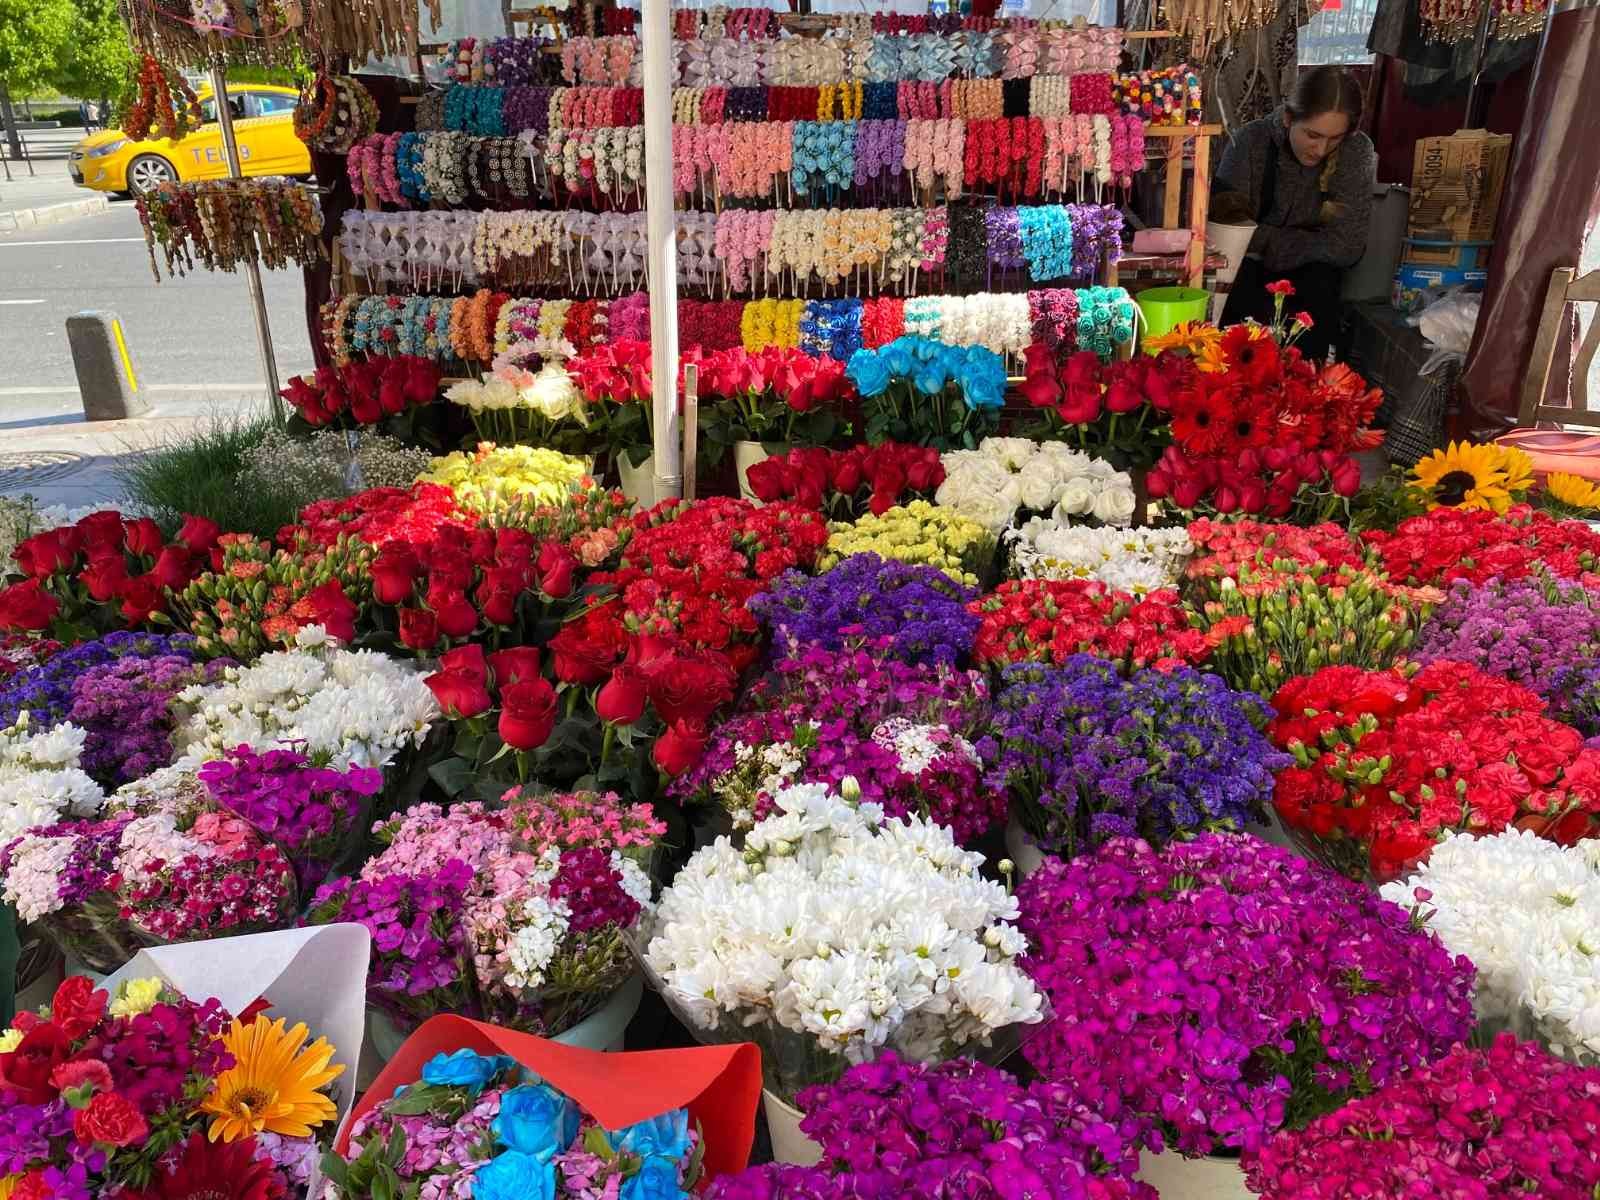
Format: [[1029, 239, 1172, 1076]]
[[1409, 442, 1514, 513], [129, 1133, 278, 1200], [1141, 321, 1223, 359], [199, 1016, 344, 1143], [1546, 471, 1600, 511]]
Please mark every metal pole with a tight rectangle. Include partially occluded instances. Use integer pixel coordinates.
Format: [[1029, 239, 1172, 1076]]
[[210, 61, 286, 423], [641, 0, 682, 501]]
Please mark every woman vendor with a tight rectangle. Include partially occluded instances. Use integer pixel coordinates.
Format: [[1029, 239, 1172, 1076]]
[[1212, 66, 1376, 361]]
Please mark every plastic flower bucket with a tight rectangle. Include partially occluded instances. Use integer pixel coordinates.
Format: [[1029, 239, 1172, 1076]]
[[1137, 1148, 1252, 1198], [1136, 288, 1211, 351], [762, 1089, 824, 1166], [735, 441, 790, 503]]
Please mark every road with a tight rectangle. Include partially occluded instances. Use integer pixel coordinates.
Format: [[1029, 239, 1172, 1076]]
[[0, 197, 317, 424]]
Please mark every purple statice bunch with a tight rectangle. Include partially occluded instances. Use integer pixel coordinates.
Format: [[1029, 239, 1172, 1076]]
[[197, 743, 382, 892], [66, 652, 228, 785], [707, 1055, 1155, 1200], [672, 641, 1001, 843], [1413, 571, 1600, 700], [1017, 834, 1476, 1157], [985, 657, 1289, 859], [750, 554, 980, 668], [0, 630, 201, 733], [306, 862, 474, 1019], [1245, 1035, 1600, 1198], [1550, 659, 1600, 738]]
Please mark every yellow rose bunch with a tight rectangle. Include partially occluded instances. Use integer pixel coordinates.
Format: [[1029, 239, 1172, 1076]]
[[820, 500, 994, 586], [421, 443, 592, 514]]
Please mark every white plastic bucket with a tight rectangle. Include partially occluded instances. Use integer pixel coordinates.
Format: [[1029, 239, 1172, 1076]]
[[1205, 221, 1258, 322], [1137, 1148, 1252, 1198], [1004, 815, 1048, 879], [763, 1088, 824, 1166], [734, 441, 789, 502], [617, 452, 658, 509]]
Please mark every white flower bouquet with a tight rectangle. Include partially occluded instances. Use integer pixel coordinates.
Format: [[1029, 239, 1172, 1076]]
[[1381, 829, 1600, 1066], [1006, 519, 1194, 594], [169, 626, 439, 771], [640, 780, 1046, 1102], [935, 437, 1137, 533], [0, 714, 104, 842]]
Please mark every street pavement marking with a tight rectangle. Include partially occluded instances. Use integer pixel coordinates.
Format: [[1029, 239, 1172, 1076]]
[[0, 237, 146, 247], [0, 299, 46, 305]]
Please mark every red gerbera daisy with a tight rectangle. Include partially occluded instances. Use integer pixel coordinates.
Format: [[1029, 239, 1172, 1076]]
[[128, 1133, 283, 1200], [1171, 383, 1235, 455], [1220, 324, 1283, 388]]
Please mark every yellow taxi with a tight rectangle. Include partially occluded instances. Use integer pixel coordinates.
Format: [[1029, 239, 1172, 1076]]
[[69, 82, 312, 197]]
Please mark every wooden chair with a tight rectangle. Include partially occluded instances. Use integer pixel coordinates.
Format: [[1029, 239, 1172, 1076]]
[[1517, 266, 1600, 427]]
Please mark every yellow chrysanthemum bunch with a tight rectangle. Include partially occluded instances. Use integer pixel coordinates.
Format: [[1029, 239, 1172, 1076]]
[[821, 500, 994, 586], [1408, 441, 1534, 514], [421, 443, 592, 514]]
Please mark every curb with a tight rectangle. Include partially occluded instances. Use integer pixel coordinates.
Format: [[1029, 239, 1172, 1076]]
[[0, 194, 109, 232]]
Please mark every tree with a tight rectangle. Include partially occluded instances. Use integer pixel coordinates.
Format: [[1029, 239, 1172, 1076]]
[[0, 0, 74, 158], [53, 0, 134, 110]]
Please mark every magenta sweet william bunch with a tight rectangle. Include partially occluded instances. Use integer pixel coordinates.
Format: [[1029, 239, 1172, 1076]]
[[706, 1054, 1155, 1200], [1245, 1035, 1600, 1198], [1016, 833, 1476, 1156]]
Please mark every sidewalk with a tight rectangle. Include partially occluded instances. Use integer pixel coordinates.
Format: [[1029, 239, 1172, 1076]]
[[0, 128, 109, 231], [0, 414, 216, 507]]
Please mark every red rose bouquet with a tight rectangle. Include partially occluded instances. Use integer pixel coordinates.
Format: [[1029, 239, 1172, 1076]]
[[970, 578, 1217, 672], [1017, 343, 1182, 469], [694, 344, 852, 463], [0, 974, 344, 1198], [281, 354, 441, 432], [422, 643, 560, 796], [744, 442, 945, 517], [1268, 660, 1600, 881], [0, 512, 221, 637], [1362, 505, 1600, 588], [565, 338, 658, 472], [1144, 293, 1382, 520]]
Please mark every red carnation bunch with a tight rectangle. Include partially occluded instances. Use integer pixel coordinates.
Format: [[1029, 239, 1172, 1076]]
[[1184, 519, 1371, 587], [1269, 660, 1600, 881], [286, 482, 472, 551], [745, 443, 945, 517], [0, 511, 221, 633], [1362, 505, 1600, 588], [1146, 323, 1382, 519], [547, 499, 828, 775], [969, 578, 1216, 673], [1018, 344, 1181, 469], [281, 355, 441, 428]]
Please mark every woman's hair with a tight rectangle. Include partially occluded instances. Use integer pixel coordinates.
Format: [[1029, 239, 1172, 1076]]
[[1285, 66, 1364, 220]]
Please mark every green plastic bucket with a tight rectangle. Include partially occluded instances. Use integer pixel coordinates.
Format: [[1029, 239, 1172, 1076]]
[[1136, 287, 1211, 353]]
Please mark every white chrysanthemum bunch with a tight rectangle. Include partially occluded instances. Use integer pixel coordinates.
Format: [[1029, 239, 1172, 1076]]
[[646, 781, 1044, 1065], [0, 714, 105, 842], [1006, 519, 1194, 594], [936, 438, 1136, 533], [1381, 829, 1600, 1065], [169, 626, 438, 771]]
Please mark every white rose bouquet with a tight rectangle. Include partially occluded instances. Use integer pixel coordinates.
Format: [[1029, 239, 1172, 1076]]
[[1381, 829, 1600, 1066], [641, 780, 1046, 1101], [1006, 519, 1194, 594], [445, 360, 589, 451], [936, 438, 1138, 533]]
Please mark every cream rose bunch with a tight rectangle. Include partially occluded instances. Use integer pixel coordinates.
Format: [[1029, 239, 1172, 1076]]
[[936, 438, 1138, 533]]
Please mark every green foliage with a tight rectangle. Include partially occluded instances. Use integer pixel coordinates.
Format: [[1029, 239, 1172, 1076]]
[[1346, 464, 1429, 534], [114, 412, 327, 539], [0, 0, 74, 95], [51, 0, 130, 102]]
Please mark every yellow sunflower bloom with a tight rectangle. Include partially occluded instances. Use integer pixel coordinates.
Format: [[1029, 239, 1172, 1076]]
[[1546, 471, 1600, 511], [1409, 441, 1513, 513], [1497, 445, 1535, 500], [200, 1017, 345, 1143]]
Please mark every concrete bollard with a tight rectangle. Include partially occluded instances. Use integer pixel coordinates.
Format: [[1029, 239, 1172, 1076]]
[[66, 311, 149, 421]]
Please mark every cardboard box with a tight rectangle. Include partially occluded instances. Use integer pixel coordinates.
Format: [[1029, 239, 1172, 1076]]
[[1407, 130, 1512, 244], [1400, 237, 1493, 270]]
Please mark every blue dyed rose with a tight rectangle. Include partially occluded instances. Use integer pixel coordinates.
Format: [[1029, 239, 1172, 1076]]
[[882, 344, 914, 377], [472, 1149, 555, 1200], [608, 1108, 691, 1160], [420, 1050, 516, 1096], [846, 349, 892, 398], [493, 1083, 580, 1161], [620, 1155, 688, 1200]]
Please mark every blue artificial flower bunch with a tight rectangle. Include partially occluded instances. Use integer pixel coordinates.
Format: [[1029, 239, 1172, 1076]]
[[791, 121, 857, 193], [1019, 206, 1075, 283], [847, 336, 1007, 411]]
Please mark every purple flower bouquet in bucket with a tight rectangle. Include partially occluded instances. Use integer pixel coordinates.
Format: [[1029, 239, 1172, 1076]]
[[1015, 834, 1476, 1177], [706, 1053, 1156, 1200]]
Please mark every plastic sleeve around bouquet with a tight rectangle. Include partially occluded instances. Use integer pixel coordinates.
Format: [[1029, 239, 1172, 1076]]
[[336, 1013, 762, 1187], [627, 918, 1050, 1108], [40, 895, 143, 976]]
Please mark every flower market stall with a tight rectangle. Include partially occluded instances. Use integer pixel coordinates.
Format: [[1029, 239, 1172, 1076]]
[[6, 0, 1600, 1196]]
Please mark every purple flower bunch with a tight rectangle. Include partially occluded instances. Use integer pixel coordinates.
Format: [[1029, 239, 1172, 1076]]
[[1413, 571, 1600, 701], [853, 119, 906, 187], [549, 845, 642, 933], [706, 1054, 1155, 1200], [750, 554, 980, 667], [1551, 659, 1600, 738], [0, 630, 201, 733], [986, 657, 1289, 858], [197, 743, 382, 892], [1017, 834, 1476, 1156], [1245, 1035, 1600, 1198], [672, 641, 1001, 843], [66, 652, 228, 785]]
